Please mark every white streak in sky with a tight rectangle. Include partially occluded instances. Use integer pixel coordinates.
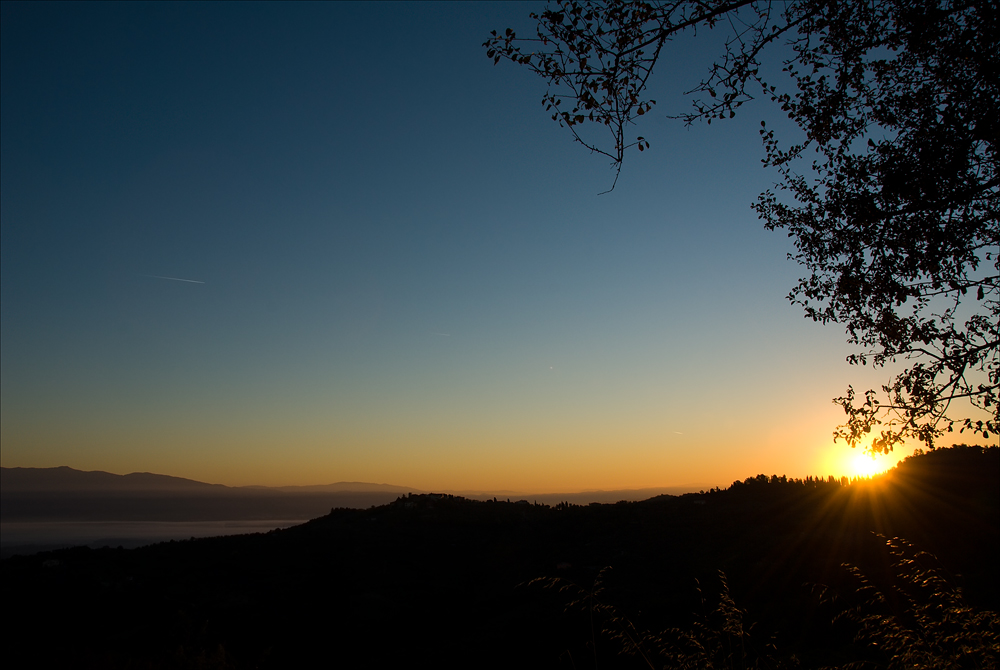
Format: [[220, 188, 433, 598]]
[[143, 274, 205, 284]]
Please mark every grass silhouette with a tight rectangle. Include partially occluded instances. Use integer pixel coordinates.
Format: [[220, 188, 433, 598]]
[[535, 535, 999, 670], [530, 568, 791, 669], [819, 537, 1000, 670]]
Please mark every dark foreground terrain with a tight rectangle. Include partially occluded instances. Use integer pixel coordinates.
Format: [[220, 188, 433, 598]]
[[3, 446, 997, 668]]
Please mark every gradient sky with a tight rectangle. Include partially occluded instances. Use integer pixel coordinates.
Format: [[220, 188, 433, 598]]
[[1, 2, 917, 491]]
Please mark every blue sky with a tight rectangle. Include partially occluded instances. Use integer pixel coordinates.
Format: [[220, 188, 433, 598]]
[[1, 2, 906, 489]]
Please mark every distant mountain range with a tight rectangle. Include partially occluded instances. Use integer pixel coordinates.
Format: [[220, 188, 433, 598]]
[[0, 466, 416, 495], [0, 466, 702, 523], [0, 467, 423, 524]]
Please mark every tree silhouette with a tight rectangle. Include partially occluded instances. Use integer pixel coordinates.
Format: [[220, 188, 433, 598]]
[[486, 0, 998, 452]]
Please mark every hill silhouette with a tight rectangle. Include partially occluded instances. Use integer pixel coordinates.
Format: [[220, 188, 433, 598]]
[[2, 446, 996, 668], [0, 466, 701, 525], [1, 466, 417, 494], [0, 466, 421, 524], [1, 466, 228, 492]]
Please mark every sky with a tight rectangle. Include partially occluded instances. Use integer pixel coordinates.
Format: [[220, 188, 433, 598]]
[[1, 2, 919, 491]]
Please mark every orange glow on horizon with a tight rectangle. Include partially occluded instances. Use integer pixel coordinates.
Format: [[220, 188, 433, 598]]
[[820, 444, 908, 481], [851, 452, 886, 478]]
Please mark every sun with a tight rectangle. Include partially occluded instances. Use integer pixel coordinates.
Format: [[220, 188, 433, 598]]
[[821, 442, 908, 479], [851, 451, 886, 478]]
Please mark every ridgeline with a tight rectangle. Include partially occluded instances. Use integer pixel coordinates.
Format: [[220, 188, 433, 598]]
[[3, 445, 997, 668]]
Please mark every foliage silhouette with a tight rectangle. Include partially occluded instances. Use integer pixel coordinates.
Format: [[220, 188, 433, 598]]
[[531, 568, 793, 669], [817, 536, 1000, 670], [538, 538, 998, 670], [485, 0, 999, 452]]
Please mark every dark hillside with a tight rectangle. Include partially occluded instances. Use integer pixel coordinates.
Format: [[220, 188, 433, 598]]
[[2, 446, 996, 668]]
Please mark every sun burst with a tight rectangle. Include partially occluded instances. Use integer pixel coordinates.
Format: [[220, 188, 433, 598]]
[[852, 452, 884, 478]]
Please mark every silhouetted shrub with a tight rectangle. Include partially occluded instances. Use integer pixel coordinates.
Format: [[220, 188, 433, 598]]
[[818, 537, 1000, 670]]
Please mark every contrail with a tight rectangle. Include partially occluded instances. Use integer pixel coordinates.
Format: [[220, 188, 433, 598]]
[[143, 274, 205, 284]]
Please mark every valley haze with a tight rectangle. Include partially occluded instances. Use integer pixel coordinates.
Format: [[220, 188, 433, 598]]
[[1, 466, 703, 506], [1, 466, 701, 557]]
